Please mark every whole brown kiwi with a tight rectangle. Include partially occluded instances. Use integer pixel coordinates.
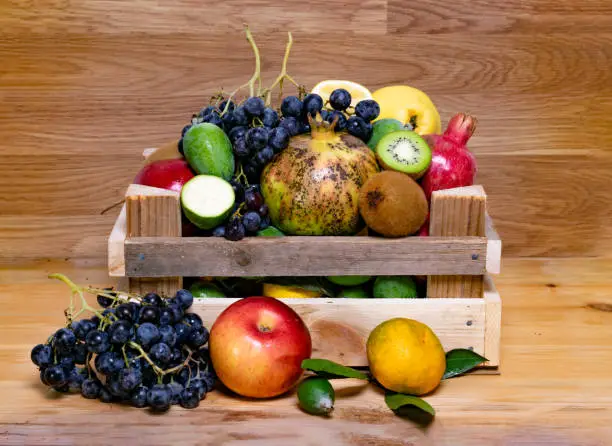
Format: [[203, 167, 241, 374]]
[[358, 171, 428, 237]]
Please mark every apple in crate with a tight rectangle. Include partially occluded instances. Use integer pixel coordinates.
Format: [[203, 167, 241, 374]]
[[133, 159, 195, 193], [209, 297, 312, 398]]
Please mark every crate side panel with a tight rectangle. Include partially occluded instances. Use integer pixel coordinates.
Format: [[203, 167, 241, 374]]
[[125, 236, 487, 277], [191, 298, 486, 367]]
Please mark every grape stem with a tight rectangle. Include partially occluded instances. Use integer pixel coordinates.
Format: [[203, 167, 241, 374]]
[[263, 32, 302, 106]]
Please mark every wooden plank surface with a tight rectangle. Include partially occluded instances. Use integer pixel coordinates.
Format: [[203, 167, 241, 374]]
[[124, 236, 487, 277], [1, 258, 611, 444], [1, 1, 612, 263]]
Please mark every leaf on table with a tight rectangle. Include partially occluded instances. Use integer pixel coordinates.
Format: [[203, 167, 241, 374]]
[[443, 348, 488, 379], [385, 393, 436, 417], [301, 358, 369, 380]]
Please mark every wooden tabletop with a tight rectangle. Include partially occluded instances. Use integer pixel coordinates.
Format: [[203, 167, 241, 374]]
[[2, 257, 611, 445]]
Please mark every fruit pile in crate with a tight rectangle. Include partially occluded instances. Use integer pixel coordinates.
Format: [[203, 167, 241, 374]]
[[30, 27, 501, 420]]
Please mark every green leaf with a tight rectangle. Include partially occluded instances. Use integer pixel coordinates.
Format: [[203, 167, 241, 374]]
[[443, 349, 488, 379], [301, 358, 369, 380], [385, 393, 436, 417]]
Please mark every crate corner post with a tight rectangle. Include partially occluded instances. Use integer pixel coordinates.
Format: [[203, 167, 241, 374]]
[[125, 184, 183, 297]]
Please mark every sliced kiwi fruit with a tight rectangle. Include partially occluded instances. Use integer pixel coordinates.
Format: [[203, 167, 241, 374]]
[[375, 130, 431, 179]]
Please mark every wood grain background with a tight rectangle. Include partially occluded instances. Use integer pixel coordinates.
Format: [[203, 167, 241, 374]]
[[1, 0, 611, 266]]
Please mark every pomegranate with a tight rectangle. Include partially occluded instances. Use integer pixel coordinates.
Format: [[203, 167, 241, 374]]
[[421, 113, 477, 201]]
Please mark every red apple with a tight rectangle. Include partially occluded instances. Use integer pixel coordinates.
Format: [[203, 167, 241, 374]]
[[209, 296, 312, 398], [133, 159, 194, 193]]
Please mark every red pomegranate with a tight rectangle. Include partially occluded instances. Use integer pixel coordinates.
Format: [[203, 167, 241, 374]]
[[421, 113, 477, 201]]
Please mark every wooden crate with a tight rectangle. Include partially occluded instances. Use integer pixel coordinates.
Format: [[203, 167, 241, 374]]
[[108, 147, 502, 369]]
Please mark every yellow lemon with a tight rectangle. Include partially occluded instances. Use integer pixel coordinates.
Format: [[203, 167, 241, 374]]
[[367, 318, 446, 395], [262, 283, 321, 299], [312, 80, 372, 109], [372, 86, 441, 135]]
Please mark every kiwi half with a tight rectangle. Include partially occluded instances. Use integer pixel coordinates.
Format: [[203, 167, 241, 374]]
[[375, 130, 431, 179]]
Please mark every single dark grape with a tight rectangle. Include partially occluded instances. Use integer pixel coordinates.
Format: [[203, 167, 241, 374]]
[[139, 306, 160, 324], [115, 303, 135, 323], [225, 217, 246, 241], [204, 111, 224, 129], [243, 211, 261, 232], [175, 289, 193, 310], [159, 307, 174, 326], [178, 138, 184, 155], [244, 188, 264, 211], [262, 108, 279, 127], [212, 225, 226, 237], [158, 325, 178, 347], [71, 319, 97, 341], [259, 215, 271, 230], [67, 368, 85, 392], [298, 121, 311, 134], [39, 368, 50, 386], [326, 111, 348, 131], [354, 99, 380, 122], [189, 379, 207, 399], [219, 99, 235, 114], [245, 127, 269, 151], [81, 378, 102, 399], [168, 303, 183, 323], [258, 146, 275, 166], [302, 93, 324, 118], [58, 355, 75, 373], [233, 137, 250, 159], [96, 289, 115, 308], [44, 365, 67, 387], [229, 178, 245, 203], [149, 343, 172, 365], [86, 330, 110, 354], [143, 292, 163, 307], [174, 322, 192, 344], [243, 97, 265, 117], [329, 88, 352, 111], [188, 327, 209, 349], [222, 111, 237, 130], [200, 368, 216, 391], [320, 109, 331, 121], [268, 127, 290, 153], [181, 124, 192, 137], [233, 106, 249, 127], [119, 367, 143, 392], [167, 381, 184, 405], [99, 386, 114, 403], [107, 375, 130, 399], [279, 117, 299, 136], [180, 387, 201, 409], [175, 367, 191, 386], [182, 313, 203, 330], [131, 385, 149, 408], [147, 384, 172, 412], [136, 323, 161, 350], [258, 204, 269, 217], [229, 126, 247, 143], [53, 383, 71, 393], [53, 328, 76, 353], [89, 315, 100, 326], [243, 163, 261, 184], [31, 344, 53, 368], [73, 343, 88, 365], [107, 320, 132, 345], [346, 116, 373, 141], [95, 351, 124, 375], [281, 96, 302, 118]]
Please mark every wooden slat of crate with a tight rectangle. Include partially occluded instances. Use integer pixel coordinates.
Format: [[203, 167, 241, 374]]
[[190, 275, 501, 368], [124, 235, 487, 277]]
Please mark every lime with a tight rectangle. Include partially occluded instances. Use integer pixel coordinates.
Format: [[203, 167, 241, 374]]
[[297, 377, 335, 416], [373, 276, 418, 298], [327, 276, 371, 286], [367, 118, 404, 151], [338, 286, 370, 298], [190, 281, 226, 298]]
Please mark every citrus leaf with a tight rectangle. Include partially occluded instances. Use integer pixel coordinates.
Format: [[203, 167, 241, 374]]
[[385, 393, 435, 417], [443, 349, 488, 379], [301, 358, 369, 380]]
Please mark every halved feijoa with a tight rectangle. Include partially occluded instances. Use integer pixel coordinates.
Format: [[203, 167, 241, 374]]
[[181, 175, 235, 230]]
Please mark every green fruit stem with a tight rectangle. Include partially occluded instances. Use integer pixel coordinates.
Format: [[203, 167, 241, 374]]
[[263, 32, 303, 106]]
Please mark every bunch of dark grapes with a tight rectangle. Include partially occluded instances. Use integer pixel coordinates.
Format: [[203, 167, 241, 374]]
[[31, 288, 214, 412], [213, 183, 269, 241], [324, 88, 380, 142]]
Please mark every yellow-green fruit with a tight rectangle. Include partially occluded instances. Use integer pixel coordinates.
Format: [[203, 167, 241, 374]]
[[367, 318, 445, 395], [261, 125, 379, 235], [372, 86, 441, 135]]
